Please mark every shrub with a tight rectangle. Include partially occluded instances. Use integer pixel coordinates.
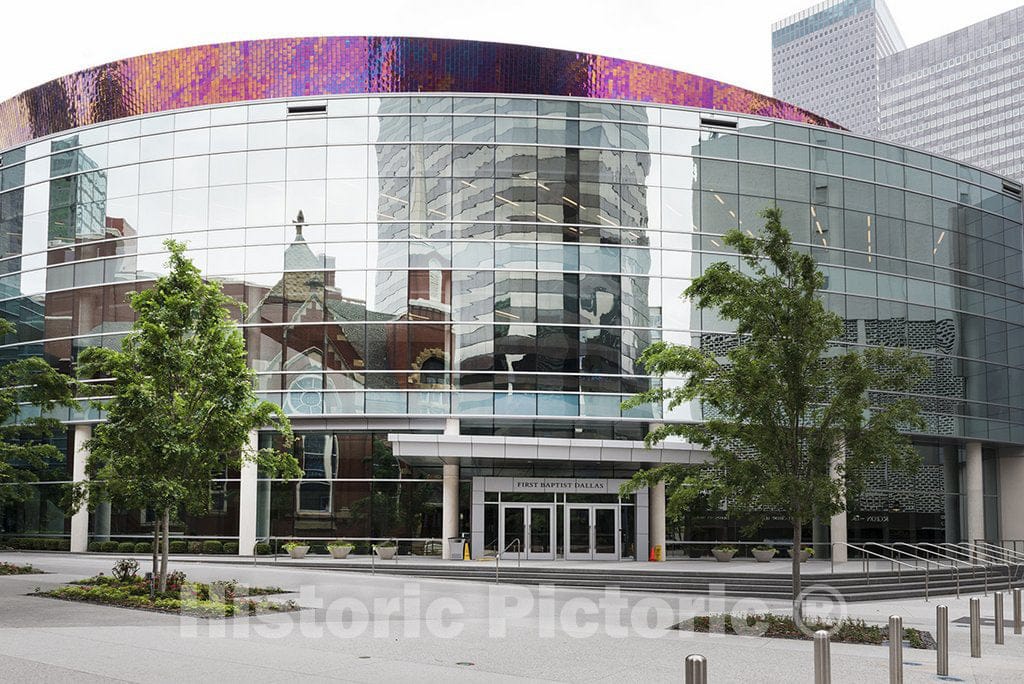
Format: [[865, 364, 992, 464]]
[[169, 541, 187, 554], [117, 542, 136, 553], [99, 541, 119, 552], [134, 542, 152, 553], [166, 569, 187, 588], [753, 544, 776, 552], [88, 541, 102, 552], [713, 545, 738, 553], [202, 540, 223, 554], [255, 542, 271, 556], [187, 541, 202, 554], [223, 542, 239, 554], [111, 558, 140, 582], [44, 538, 62, 550]]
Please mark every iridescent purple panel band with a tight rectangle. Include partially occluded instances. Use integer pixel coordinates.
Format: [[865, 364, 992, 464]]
[[0, 37, 840, 150]]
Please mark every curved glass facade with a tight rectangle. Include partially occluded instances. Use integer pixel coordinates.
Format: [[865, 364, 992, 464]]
[[2, 95, 1021, 440], [1, 41, 1022, 552]]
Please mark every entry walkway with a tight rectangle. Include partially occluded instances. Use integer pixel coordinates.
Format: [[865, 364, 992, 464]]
[[2, 551, 1022, 682]]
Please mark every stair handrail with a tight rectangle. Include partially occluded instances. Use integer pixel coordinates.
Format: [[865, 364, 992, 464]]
[[889, 542, 964, 598], [495, 537, 521, 584], [949, 541, 1015, 567], [861, 541, 948, 600], [971, 539, 1024, 565], [956, 540, 1021, 592], [948, 542, 1014, 592], [937, 542, 993, 593], [887, 542, 958, 572], [915, 542, 995, 597], [830, 541, 923, 596]]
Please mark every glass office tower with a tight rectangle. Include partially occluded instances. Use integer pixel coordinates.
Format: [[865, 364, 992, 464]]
[[1, 38, 1021, 559]]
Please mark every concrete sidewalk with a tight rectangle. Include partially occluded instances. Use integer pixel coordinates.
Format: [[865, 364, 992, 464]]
[[2, 551, 1022, 682]]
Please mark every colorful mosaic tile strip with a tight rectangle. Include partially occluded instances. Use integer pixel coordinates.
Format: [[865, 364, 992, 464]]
[[0, 37, 840, 150]]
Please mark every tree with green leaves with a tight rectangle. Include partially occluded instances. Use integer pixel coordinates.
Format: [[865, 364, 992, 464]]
[[70, 240, 300, 591], [621, 207, 929, 621], [0, 319, 78, 511]]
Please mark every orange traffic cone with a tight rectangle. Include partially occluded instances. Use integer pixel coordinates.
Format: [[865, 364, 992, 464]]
[[649, 546, 657, 561]]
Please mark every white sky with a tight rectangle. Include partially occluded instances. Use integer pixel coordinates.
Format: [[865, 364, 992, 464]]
[[0, 0, 1021, 102]]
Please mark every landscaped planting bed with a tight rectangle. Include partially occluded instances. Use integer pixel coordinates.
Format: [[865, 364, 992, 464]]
[[0, 561, 41, 575], [37, 560, 297, 618], [680, 613, 935, 649]]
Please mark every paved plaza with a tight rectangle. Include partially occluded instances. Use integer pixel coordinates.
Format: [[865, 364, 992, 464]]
[[2, 551, 1023, 682]]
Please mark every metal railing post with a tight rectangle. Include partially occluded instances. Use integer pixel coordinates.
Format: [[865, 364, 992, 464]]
[[970, 597, 981, 658], [1014, 587, 1022, 635], [995, 591, 1005, 644], [936, 605, 948, 677], [684, 654, 707, 684], [813, 630, 831, 684], [888, 615, 903, 684]]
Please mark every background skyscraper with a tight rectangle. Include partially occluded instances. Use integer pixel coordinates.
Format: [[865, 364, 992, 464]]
[[879, 6, 1024, 183], [774, 1, 1024, 185], [772, 0, 906, 135]]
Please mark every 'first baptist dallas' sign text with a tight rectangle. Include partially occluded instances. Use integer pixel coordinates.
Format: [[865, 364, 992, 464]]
[[511, 478, 610, 493]]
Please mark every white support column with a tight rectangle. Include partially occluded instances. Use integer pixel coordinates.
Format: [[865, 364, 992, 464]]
[[649, 481, 666, 561], [69, 425, 91, 552], [830, 444, 848, 564], [965, 441, 984, 549], [442, 463, 460, 559], [238, 429, 259, 556], [999, 449, 1024, 542]]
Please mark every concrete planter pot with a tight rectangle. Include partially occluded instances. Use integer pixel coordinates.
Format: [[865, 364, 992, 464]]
[[328, 546, 353, 559], [799, 549, 811, 563], [752, 549, 777, 563], [286, 545, 310, 559], [375, 546, 397, 560], [711, 548, 737, 563]]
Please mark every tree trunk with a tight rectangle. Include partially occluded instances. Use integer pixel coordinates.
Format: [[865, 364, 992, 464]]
[[159, 509, 170, 592], [791, 519, 803, 625], [150, 514, 160, 599]]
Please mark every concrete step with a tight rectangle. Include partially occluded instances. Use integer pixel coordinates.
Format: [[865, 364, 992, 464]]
[[300, 561, 1019, 602]]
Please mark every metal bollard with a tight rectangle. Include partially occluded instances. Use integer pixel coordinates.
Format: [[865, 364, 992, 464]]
[[970, 597, 981, 658], [1014, 587, 1022, 635], [936, 605, 948, 677], [995, 591, 1004, 645], [684, 654, 707, 684], [889, 615, 903, 684], [814, 630, 831, 684]]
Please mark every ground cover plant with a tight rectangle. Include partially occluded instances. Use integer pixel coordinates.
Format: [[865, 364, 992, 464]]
[[37, 559, 296, 618], [680, 613, 934, 649], [0, 561, 40, 575]]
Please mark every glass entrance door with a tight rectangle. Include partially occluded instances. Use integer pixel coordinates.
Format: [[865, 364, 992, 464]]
[[529, 506, 553, 557], [501, 506, 525, 558], [564, 505, 620, 560], [499, 504, 555, 560]]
